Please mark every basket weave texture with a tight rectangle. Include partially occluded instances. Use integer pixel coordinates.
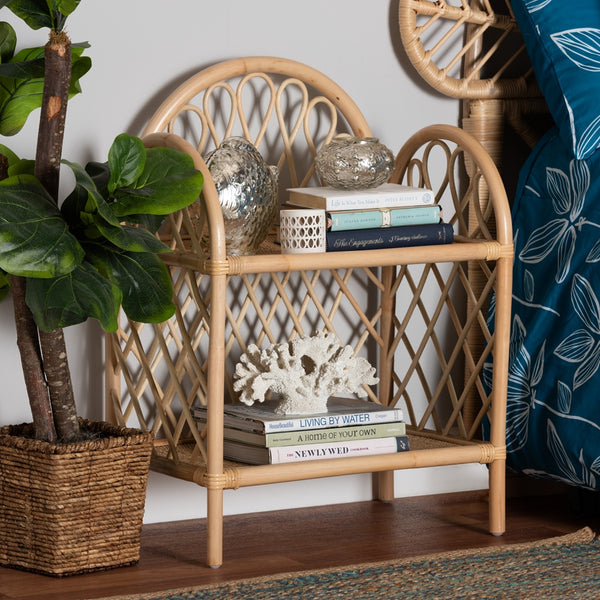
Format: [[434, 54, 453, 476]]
[[0, 419, 153, 576]]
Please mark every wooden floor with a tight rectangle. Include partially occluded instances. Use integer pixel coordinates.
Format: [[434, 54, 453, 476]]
[[1, 484, 599, 600]]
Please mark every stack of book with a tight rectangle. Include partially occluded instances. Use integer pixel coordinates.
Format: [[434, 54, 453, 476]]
[[286, 183, 453, 251], [193, 396, 409, 465]]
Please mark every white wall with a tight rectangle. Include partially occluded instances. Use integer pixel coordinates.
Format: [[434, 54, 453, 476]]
[[0, 0, 488, 523]]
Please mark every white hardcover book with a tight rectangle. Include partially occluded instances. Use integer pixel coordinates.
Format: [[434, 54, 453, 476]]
[[221, 435, 410, 464], [287, 183, 434, 211], [269, 436, 409, 464]]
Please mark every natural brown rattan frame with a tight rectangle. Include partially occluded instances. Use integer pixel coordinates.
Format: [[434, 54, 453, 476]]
[[105, 56, 513, 568]]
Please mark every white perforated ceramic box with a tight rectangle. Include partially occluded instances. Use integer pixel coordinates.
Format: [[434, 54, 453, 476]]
[[279, 209, 326, 254]]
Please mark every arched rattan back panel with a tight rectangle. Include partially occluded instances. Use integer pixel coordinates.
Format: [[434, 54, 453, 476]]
[[398, 0, 538, 99], [139, 56, 372, 262], [144, 57, 371, 196]]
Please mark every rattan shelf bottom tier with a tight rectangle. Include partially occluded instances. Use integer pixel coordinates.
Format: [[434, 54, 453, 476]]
[[149, 432, 502, 490]]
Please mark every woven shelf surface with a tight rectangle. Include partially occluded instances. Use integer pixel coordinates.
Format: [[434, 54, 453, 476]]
[[152, 431, 476, 471]]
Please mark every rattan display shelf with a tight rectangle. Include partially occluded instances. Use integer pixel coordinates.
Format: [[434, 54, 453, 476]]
[[106, 57, 513, 567]]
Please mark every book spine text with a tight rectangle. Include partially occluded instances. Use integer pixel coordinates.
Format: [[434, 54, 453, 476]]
[[261, 409, 404, 432], [289, 188, 434, 210], [327, 205, 441, 231], [269, 436, 410, 463], [326, 223, 453, 252]]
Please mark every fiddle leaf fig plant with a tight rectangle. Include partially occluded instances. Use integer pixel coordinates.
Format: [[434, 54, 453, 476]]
[[0, 134, 203, 331], [0, 1, 203, 443]]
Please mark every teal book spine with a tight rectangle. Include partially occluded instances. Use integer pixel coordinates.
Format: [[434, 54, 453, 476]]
[[327, 205, 441, 231]]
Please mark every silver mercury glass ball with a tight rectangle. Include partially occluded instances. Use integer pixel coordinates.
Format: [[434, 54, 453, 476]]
[[203, 137, 278, 255], [315, 135, 394, 190]]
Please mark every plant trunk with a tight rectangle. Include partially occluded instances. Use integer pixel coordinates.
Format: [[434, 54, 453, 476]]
[[35, 30, 71, 199], [33, 30, 80, 441], [0, 154, 56, 442], [10, 276, 57, 441], [38, 329, 79, 440]]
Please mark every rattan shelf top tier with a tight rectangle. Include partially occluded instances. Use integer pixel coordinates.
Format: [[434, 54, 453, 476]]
[[162, 235, 511, 277]]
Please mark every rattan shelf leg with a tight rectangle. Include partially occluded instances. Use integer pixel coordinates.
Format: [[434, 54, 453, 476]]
[[205, 269, 228, 568], [207, 487, 224, 568], [488, 458, 506, 536], [374, 470, 395, 501], [374, 264, 397, 502]]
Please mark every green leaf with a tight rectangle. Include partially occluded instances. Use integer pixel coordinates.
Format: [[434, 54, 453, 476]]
[[0, 46, 43, 135], [85, 160, 111, 191], [7, 157, 34, 176], [94, 221, 171, 254], [120, 212, 165, 234], [112, 147, 203, 217], [0, 46, 91, 136], [62, 159, 121, 227], [0, 21, 16, 63], [4, 0, 81, 30], [68, 52, 90, 96], [87, 244, 176, 323], [25, 261, 121, 332], [0, 177, 84, 277], [0, 142, 19, 165], [0, 144, 34, 177], [54, 0, 81, 17], [60, 168, 169, 255], [4, 0, 53, 30], [108, 133, 146, 193], [0, 56, 44, 78], [0, 268, 9, 301]]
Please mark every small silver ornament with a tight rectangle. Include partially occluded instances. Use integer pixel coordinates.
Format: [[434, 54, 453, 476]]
[[315, 135, 394, 190], [202, 137, 278, 255]]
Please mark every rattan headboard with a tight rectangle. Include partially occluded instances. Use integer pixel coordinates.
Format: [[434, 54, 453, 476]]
[[398, 0, 550, 194]]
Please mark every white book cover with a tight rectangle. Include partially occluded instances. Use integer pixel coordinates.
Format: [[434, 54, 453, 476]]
[[287, 183, 434, 210]]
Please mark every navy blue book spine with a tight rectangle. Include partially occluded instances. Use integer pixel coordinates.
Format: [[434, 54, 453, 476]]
[[326, 222, 454, 251]]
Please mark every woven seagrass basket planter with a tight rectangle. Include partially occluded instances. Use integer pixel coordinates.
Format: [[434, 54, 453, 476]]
[[0, 418, 153, 576]]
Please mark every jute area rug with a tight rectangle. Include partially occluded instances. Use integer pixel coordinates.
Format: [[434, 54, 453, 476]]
[[98, 527, 600, 600]]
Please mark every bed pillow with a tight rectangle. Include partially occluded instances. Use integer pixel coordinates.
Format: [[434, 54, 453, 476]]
[[512, 0, 600, 159]]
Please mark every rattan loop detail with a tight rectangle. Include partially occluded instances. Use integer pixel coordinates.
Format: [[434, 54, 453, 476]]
[[202, 258, 231, 276], [200, 470, 241, 490]]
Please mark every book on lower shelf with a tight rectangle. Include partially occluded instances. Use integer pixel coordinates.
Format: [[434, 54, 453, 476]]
[[221, 435, 410, 465], [195, 420, 407, 447], [326, 222, 454, 252], [192, 396, 404, 434], [287, 183, 434, 211]]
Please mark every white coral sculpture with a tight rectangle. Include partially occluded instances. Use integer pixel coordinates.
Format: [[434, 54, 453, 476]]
[[233, 331, 379, 414]]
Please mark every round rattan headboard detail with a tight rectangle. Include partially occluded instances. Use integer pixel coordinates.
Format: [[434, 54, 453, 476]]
[[398, 0, 550, 171], [398, 0, 540, 100]]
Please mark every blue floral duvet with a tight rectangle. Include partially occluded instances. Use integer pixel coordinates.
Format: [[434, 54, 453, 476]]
[[495, 126, 600, 489]]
